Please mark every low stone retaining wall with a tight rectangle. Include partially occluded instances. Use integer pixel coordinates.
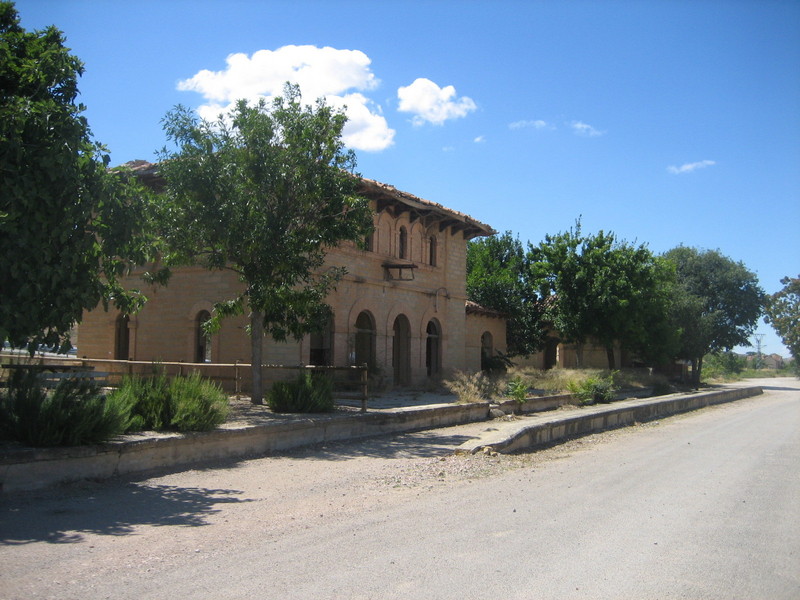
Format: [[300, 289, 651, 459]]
[[0, 386, 763, 493], [493, 393, 575, 415], [0, 402, 489, 494], [457, 386, 763, 455]]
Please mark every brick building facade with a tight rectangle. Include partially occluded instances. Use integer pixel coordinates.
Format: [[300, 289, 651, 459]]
[[78, 167, 506, 389]]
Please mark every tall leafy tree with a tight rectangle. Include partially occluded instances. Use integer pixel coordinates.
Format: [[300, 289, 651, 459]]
[[0, 2, 152, 351], [466, 232, 548, 358], [157, 86, 373, 404], [764, 275, 800, 367], [663, 246, 764, 387], [529, 221, 677, 369]]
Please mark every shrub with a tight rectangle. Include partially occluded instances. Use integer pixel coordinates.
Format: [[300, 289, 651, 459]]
[[481, 351, 514, 374], [169, 372, 229, 431], [267, 370, 334, 413], [567, 371, 617, 405], [108, 370, 229, 432], [505, 375, 528, 407], [444, 370, 500, 404], [115, 371, 172, 431], [0, 370, 134, 446]]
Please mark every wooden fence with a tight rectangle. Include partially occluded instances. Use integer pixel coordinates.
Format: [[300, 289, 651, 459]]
[[0, 353, 370, 412]]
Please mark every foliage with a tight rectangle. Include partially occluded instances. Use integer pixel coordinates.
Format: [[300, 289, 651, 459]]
[[703, 352, 747, 379], [467, 232, 548, 356], [168, 372, 231, 431], [764, 275, 800, 364], [444, 370, 501, 404], [0, 3, 155, 352], [267, 370, 334, 413], [0, 369, 135, 446], [663, 246, 764, 387], [505, 376, 529, 406], [157, 85, 374, 404], [567, 371, 617, 405], [481, 350, 514, 374], [113, 371, 172, 430], [109, 370, 229, 432], [528, 220, 678, 368]]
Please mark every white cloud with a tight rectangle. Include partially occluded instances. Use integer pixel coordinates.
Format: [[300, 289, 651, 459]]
[[474, 135, 486, 143], [509, 119, 549, 130], [177, 45, 394, 152], [397, 78, 477, 126], [570, 121, 604, 137], [667, 160, 717, 174]]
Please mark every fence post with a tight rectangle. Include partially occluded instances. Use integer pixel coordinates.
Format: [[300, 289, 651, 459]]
[[360, 363, 368, 412], [234, 360, 240, 400]]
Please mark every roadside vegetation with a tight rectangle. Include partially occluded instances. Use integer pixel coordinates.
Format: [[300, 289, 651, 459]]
[[0, 368, 229, 447], [445, 367, 672, 406]]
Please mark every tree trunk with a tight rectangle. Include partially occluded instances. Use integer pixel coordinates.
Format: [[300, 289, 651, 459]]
[[690, 357, 701, 390], [250, 310, 264, 405], [695, 355, 703, 390], [575, 343, 584, 368], [606, 345, 615, 370]]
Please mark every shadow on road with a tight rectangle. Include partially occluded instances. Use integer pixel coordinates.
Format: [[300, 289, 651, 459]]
[[283, 429, 482, 462], [0, 483, 252, 545]]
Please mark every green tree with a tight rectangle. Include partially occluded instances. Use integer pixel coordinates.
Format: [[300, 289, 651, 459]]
[[764, 275, 800, 366], [529, 221, 677, 369], [157, 86, 373, 404], [0, 2, 152, 351], [466, 232, 548, 358], [663, 246, 764, 387]]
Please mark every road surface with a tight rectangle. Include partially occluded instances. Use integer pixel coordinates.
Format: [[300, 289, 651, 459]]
[[1, 378, 798, 599]]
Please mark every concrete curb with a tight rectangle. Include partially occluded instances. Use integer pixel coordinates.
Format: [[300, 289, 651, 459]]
[[455, 385, 764, 455]]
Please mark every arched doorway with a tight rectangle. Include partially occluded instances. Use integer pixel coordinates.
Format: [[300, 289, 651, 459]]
[[195, 310, 212, 363], [114, 314, 130, 360], [392, 314, 411, 386], [426, 319, 441, 377], [309, 318, 333, 366], [480, 331, 493, 370], [354, 311, 376, 369], [544, 337, 559, 370]]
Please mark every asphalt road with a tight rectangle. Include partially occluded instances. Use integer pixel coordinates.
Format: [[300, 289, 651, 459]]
[[1, 378, 798, 599]]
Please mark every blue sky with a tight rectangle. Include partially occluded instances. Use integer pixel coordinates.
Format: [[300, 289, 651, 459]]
[[15, 0, 800, 357]]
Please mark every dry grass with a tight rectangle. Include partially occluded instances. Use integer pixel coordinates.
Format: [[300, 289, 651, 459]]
[[444, 367, 672, 402]]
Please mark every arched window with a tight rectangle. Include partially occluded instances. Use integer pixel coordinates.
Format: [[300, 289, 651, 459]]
[[392, 314, 411, 386], [310, 317, 333, 366], [426, 319, 441, 376], [398, 226, 408, 259], [114, 314, 130, 360], [428, 236, 437, 266], [353, 311, 376, 369], [363, 231, 374, 252], [481, 331, 494, 370], [195, 310, 212, 363]]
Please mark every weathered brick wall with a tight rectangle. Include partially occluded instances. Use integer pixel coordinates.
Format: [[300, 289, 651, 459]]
[[465, 312, 508, 372], [78, 204, 497, 388]]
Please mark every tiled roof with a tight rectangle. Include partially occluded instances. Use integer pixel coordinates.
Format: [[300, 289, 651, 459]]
[[121, 161, 496, 240]]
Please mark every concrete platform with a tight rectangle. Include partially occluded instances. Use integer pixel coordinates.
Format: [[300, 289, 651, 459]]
[[455, 385, 764, 454], [0, 385, 762, 494]]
